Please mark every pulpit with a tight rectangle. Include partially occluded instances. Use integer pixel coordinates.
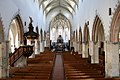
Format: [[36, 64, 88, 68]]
[[24, 17, 39, 58]]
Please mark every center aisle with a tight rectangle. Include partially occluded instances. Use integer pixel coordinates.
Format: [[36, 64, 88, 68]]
[[52, 53, 64, 80]]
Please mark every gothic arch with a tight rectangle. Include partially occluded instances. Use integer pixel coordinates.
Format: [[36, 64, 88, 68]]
[[50, 13, 71, 42], [0, 18, 4, 42], [92, 15, 105, 71], [8, 15, 24, 53], [110, 4, 120, 42], [92, 15, 105, 43], [15, 15, 24, 43]]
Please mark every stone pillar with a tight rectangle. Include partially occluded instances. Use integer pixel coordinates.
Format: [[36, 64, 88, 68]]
[[78, 41, 80, 54], [76, 41, 79, 52], [38, 41, 40, 53], [73, 41, 78, 52], [82, 43, 85, 58], [73, 41, 76, 52], [6, 41, 9, 77], [35, 40, 39, 54], [46, 40, 50, 47], [89, 41, 99, 63], [43, 41, 45, 52], [40, 41, 44, 52], [77, 41, 82, 54], [44, 40, 47, 47], [82, 43, 88, 58], [105, 42, 119, 77], [70, 40, 73, 51], [0, 42, 9, 78], [75, 41, 77, 52], [94, 43, 99, 63], [78, 41, 82, 54]]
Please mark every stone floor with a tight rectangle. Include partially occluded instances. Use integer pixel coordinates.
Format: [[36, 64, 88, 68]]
[[52, 53, 64, 80]]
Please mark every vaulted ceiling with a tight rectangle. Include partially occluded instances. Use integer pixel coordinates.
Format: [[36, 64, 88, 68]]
[[37, 0, 79, 16]]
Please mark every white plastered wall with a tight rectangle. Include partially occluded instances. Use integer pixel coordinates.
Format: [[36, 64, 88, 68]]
[[0, 0, 46, 41], [72, 0, 119, 41]]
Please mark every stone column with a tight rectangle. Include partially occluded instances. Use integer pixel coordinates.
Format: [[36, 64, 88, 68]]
[[44, 40, 47, 47], [46, 40, 50, 47], [73, 41, 76, 52], [40, 41, 44, 52], [82, 43, 88, 58], [35, 40, 39, 54], [78, 41, 80, 54], [73, 41, 78, 52], [82, 43, 85, 58], [76, 41, 79, 52], [43, 40, 45, 52], [94, 43, 99, 63], [78, 41, 82, 54], [0, 42, 9, 78], [70, 40, 73, 50], [38, 41, 40, 53], [105, 42, 119, 77], [6, 41, 9, 77], [89, 41, 99, 63]]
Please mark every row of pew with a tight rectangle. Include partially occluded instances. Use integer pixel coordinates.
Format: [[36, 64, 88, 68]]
[[63, 51, 120, 80], [9, 51, 55, 80]]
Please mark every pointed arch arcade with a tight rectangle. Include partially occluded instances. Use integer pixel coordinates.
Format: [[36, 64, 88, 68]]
[[0, 18, 4, 42], [110, 4, 120, 42], [50, 13, 71, 43], [8, 15, 24, 53], [83, 23, 90, 58], [92, 15, 105, 43], [92, 15, 105, 73]]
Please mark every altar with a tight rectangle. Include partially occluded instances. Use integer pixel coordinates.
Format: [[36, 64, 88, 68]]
[[55, 35, 65, 51]]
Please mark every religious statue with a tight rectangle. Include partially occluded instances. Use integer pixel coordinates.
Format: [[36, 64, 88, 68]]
[[29, 16, 33, 23], [28, 16, 34, 32]]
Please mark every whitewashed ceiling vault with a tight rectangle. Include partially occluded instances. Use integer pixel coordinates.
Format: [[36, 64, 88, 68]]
[[37, 0, 79, 16]]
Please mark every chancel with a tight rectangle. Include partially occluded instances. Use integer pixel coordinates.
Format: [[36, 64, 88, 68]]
[[55, 35, 65, 51], [0, 0, 120, 80]]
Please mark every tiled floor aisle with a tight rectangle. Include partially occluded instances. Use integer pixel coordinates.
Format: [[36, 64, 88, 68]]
[[52, 53, 64, 80]]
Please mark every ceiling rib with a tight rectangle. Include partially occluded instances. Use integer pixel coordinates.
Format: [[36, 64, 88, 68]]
[[37, 0, 79, 16], [46, 5, 73, 17]]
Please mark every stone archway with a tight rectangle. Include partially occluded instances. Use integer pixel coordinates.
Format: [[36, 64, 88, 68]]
[[108, 4, 120, 77], [50, 13, 71, 51], [82, 23, 90, 58], [8, 15, 24, 53], [91, 15, 105, 75], [92, 15, 105, 43], [110, 5, 120, 42], [92, 15, 105, 56]]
